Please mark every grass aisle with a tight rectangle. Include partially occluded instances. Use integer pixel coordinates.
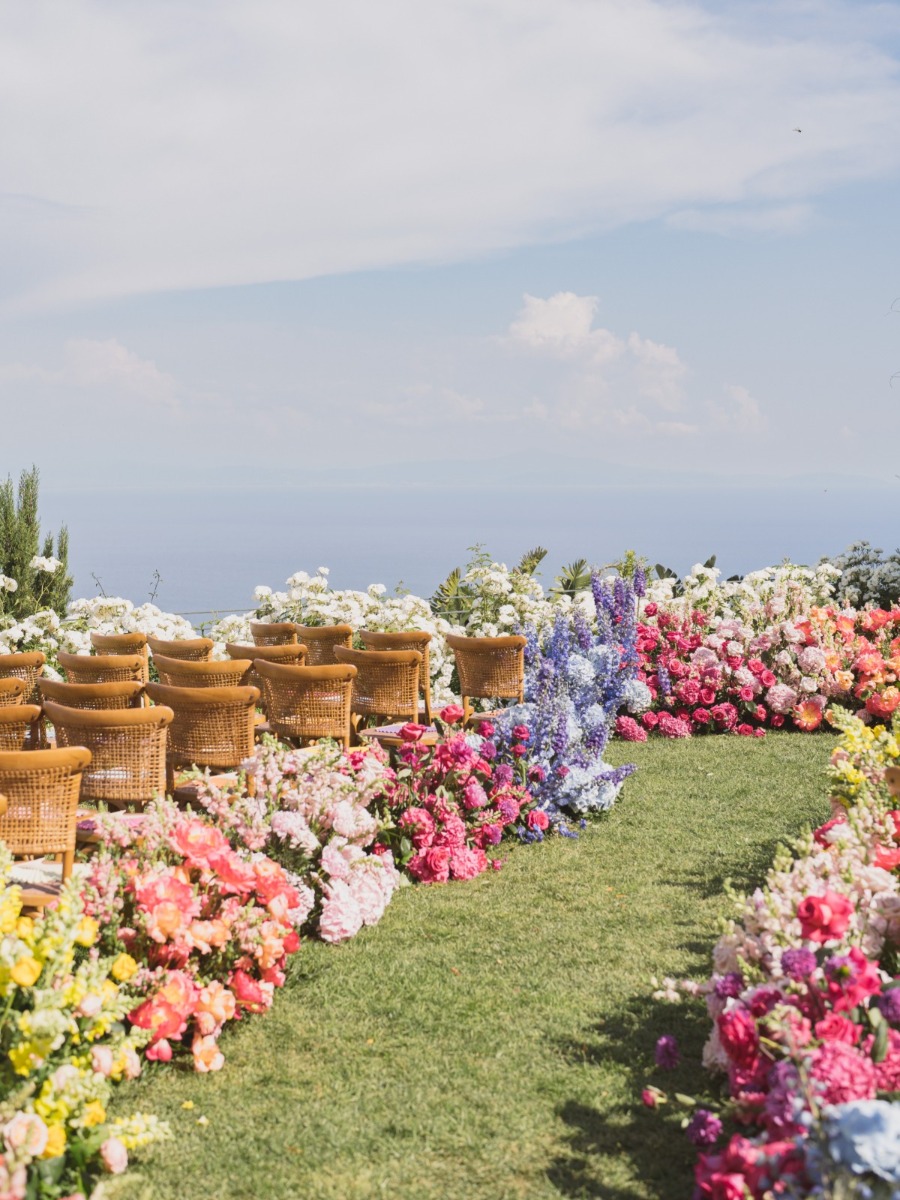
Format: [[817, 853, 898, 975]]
[[119, 734, 834, 1200]]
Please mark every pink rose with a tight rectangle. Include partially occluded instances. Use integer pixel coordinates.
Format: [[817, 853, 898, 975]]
[[440, 704, 465, 724], [526, 809, 550, 831], [797, 890, 853, 943], [100, 1137, 128, 1175], [408, 845, 451, 884], [814, 1014, 860, 1045]]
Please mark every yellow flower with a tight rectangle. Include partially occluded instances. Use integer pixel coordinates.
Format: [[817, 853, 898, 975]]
[[101, 979, 119, 1002], [75, 917, 99, 947], [16, 915, 34, 940], [10, 956, 42, 987], [9, 1042, 40, 1076], [41, 1124, 67, 1159], [82, 1100, 106, 1128], [111, 953, 138, 983]]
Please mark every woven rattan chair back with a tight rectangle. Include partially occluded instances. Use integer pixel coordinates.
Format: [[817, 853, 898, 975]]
[[250, 622, 298, 647], [0, 705, 42, 752], [90, 632, 150, 683], [152, 655, 253, 689], [37, 678, 145, 711], [147, 636, 215, 662], [58, 651, 145, 686], [292, 624, 353, 666], [0, 678, 26, 707], [359, 630, 432, 723], [444, 633, 526, 721], [225, 643, 307, 705], [0, 651, 46, 704], [144, 682, 259, 788], [253, 660, 356, 748], [43, 700, 173, 808], [333, 646, 421, 727], [0, 747, 91, 885]]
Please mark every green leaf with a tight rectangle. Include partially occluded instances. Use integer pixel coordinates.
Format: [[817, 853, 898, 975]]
[[872, 1020, 889, 1063]]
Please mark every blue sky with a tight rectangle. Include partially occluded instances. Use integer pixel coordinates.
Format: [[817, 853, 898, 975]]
[[2, 0, 900, 602]]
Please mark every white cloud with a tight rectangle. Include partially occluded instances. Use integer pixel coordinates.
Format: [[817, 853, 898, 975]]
[[709, 384, 767, 432], [667, 203, 816, 236], [0, 339, 180, 409], [0, 1, 899, 309], [506, 292, 688, 429]]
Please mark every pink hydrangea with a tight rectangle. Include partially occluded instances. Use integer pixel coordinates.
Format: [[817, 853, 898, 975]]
[[318, 880, 364, 943], [808, 1040, 877, 1106], [615, 715, 647, 742], [657, 713, 692, 739], [449, 846, 488, 880]]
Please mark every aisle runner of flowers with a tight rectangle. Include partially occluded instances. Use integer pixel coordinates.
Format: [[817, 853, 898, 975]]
[[645, 707, 900, 1196]]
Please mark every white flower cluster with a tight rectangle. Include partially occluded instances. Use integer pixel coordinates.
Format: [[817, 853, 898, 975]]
[[0, 575, 17, 594], [642, 560, 843, 630], [29, 555, 62, 574], [0, 596, 195, 667], [454, 558, 562, 636]]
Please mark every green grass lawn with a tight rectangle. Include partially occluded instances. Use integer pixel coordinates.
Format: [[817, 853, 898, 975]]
[[115, 733, 834, 1200]]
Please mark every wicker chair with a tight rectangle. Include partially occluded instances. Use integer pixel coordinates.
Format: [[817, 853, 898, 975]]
[[225, 643, 307, 707], [152, 655, 253, 689], [444, 633, 526, 724], [37, 678, 145, 711], [359, 630, 433, 723], [332, 646, 421, 731], [43, 700, 173, 809], [253, 660, 356, 748], [250, 622, 298, 647], [0, 651, 46, 704], [90, 631, 150, 683], [293, 624, 353, 666], [58, 651, 145, 686], [0, 747, 91, 907], [0, 705, 43, 752], [0, 678, 26, 707], [147, 636, 215, 662], [144, 682, 260, 793]]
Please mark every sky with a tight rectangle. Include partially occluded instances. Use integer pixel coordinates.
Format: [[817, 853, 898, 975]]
[[2, 0, 900, 607]]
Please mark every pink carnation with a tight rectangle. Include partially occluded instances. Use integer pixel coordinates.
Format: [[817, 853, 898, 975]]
[[808, 1040, 877, 1106], [449, 846, 488, 880], [615, 715, 647, 742], [657, 713, 692, 739]]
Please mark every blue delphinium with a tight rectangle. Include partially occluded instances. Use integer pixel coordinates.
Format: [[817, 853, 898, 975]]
[[497, 572, 640, 816], [825, 1100, 900, 1184]]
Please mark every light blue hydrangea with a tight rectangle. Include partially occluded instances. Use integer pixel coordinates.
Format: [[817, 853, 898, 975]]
[[622, 678, 652, 714], [565, 654, 595, 689], [582, 703, 607, 731], [826, 1100, 900, 1183]]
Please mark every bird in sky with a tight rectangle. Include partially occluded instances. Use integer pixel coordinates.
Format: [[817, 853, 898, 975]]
[[793, 128, 802, 132]]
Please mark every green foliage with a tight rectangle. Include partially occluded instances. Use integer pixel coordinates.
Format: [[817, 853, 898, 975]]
[[830, 540, 900, 609], [551, 557, 592, 597], [515, 546, 548, 577], [115, 733, 833, 1200], [604, 548, 650, 581], [0, 465, 73, 619]]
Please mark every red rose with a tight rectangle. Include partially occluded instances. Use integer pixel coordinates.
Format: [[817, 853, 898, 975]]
[[644, 602, 658, 616], [400, 723, 429, 742], [526, 809, 550, 831], [439, 704, 465, 725], [512, 725, 530, 740], [700, 687, 717, 706], [769, 713, 785, 728], [760, 670, 776, 687], [738, 686, 755, 702], [736, 724, 754, 736], [642, 711, 659, 729], [797, 890, 853, 943], [717, 1006, 760, 1069], [814, 1014, 860, 1045], [511, 744, 528, 758], [692, 708, 711, 725], [755, 705, 767, 722]]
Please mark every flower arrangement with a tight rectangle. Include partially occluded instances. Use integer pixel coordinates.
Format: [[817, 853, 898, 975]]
[[191, 738, 402, 944], [495, 573, 643, 813], [378, 708, 541, 881], [646, 741, 900, 1196], [827, 707, 900, 811], [80, 802, 302, 1073], [0, 847, 168, 1198]]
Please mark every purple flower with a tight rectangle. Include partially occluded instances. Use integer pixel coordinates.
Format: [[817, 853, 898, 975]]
[[654, 1035, 680, 1070], [825, 954, 859, 985], [480, 741, 497, 760], [494, 764, 514, 787], [713, 972, 744, 1000], [633, 566, 646, 598], [685, 1109, 722, 1147], [781, 948, 817, 981], [480, 823, 503, 846], [878, 988, 900, 1025]]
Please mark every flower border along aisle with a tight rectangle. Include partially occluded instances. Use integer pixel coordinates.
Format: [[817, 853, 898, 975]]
[[646, 707, 900, 1198]]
